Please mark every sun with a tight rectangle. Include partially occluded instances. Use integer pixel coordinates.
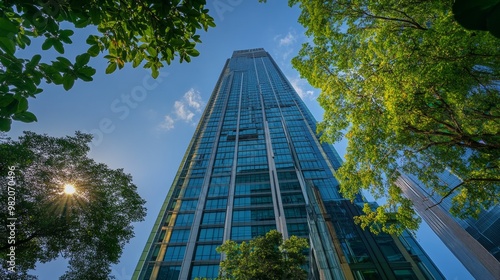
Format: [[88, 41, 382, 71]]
[[63, 184, 76, 195]]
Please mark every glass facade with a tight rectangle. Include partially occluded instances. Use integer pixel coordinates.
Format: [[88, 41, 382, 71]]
[[133, 49, 445, 280], [396, 172, 500, 279]]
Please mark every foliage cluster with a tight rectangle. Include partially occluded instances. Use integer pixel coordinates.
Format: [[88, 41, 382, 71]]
[[0, 0, 215, 131], [0, 132, 146, 279], [215, 230, 309, 280], [289, 0, 500, 234]]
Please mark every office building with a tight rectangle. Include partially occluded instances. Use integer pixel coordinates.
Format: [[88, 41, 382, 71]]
[[396, 172, 500, 279], [133, 48, 445, 280]]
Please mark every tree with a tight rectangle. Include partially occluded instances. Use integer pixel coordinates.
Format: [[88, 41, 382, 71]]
[[0, 0, 215, 131], [0, 131, 146, 279], [216, 230, 309, 280], [288, 0, 500, 234]]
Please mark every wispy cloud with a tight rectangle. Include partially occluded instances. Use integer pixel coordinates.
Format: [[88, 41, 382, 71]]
[[274, 30, 299, 61], [279, 32, 296, 47], [184, 88, 204, 110], [289, 77, 315, 100], [159, 115, 175, 130], [159, 88, 205, 131]]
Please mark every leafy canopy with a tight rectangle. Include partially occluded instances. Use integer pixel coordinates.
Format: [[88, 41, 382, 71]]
[[0, 0, 215, 131], [0, 131, 146, 279], [215, 230, 309, 280], [288, 0, 500, 234]]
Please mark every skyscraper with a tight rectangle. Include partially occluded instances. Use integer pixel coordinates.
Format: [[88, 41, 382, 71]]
[[396, 171, 500, 279], [133, 48, 444, 280]]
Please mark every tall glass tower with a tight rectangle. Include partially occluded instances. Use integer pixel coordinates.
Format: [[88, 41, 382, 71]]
[[133, 48, 445, 280]]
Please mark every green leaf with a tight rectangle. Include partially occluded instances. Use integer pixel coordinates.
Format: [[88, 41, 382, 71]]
[[76, 66, 96, 81], [56, 56, 73, 67], [12, 111, 37, 123], [0, 37, 16, 55], [75, 53, 91, 67], [53, 40, 65, 54], [42, 38, 54, 50], [0, 18, 18, 33], [59, 36, 73, 44], [0, 117, 12, 131], [62, 74, 75, 90], [147, 47, 157, 57], [0, 94, 15, 107], [27, 54, 42, 68], [187, 48, 200, 57], [78, 66, 96, 77], [133, 54, 143, 68], [105, 62, 117, 74], [152, 68, 159, 79], [2, 99, 18, 116], [60, 29, 75, 37], [87, 45, 100, 57], [86, 35, 99, 45], [15, 96, 28, 113]]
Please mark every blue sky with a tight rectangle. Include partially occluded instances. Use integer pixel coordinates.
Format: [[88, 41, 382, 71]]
[[7, 1, 473, 279]]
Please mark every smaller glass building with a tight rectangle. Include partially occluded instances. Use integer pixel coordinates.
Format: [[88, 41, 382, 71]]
[[396, 171, 500, 280]]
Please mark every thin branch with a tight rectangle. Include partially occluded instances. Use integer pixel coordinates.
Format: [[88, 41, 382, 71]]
[[361, 10, 428, 30], [426, 182, 463, 210]]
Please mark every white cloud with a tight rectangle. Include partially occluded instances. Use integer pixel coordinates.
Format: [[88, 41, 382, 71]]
[[289, 77, 315, 100], [184, 88, 203, 111], [174, 101, 195, 122], [279, 32, 296, 47], [159, 115, 175, 131], [158, 88, 205, 131], [274, 30, 300, 62]]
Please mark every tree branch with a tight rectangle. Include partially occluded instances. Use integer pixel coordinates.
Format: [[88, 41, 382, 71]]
[[426, 182, 463, 210], [361, 10, 428, 30]]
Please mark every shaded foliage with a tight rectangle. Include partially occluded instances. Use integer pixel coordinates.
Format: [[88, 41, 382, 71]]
[[216, 230, 309, 280], [288, 0, 499, 234], [0, 0, 215, 131], [0, 131, 146, 279]]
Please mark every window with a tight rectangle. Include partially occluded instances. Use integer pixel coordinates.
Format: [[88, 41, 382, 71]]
[[175, 214, 194, 226], [235, 183, 271, 195], [191, 265, 219, 280], [202, 211, 226, 225], [180, 200, 198, 211], [210, 176, 230, 185], [194, 244, 221, 260], [158, 266, 181, 280], [281, 193, 305, 204], [158, 230, 167, 242], [231, 225, 276, 241], [169, 230, 190, 243], [205, 198, 227, 210], [184, 186, 201, 198], [151, 245, 160, 260], [187, 178, 204, 187], [164, 246, 186, 261], [287, 223, 308, 237], [280, 182, 301, 191], [233, 209, 275, 222], [231, 226, 251, 240], [284, 207, 308, 219], [208, 185, 229, 197], [236, 173, 270, 183], [278, 171, 298, 181], [234, 195, 273, 207], [198, 227, 224, 241]]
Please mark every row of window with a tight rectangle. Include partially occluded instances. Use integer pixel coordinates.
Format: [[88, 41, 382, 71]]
[[177, 192, 304, 213]]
